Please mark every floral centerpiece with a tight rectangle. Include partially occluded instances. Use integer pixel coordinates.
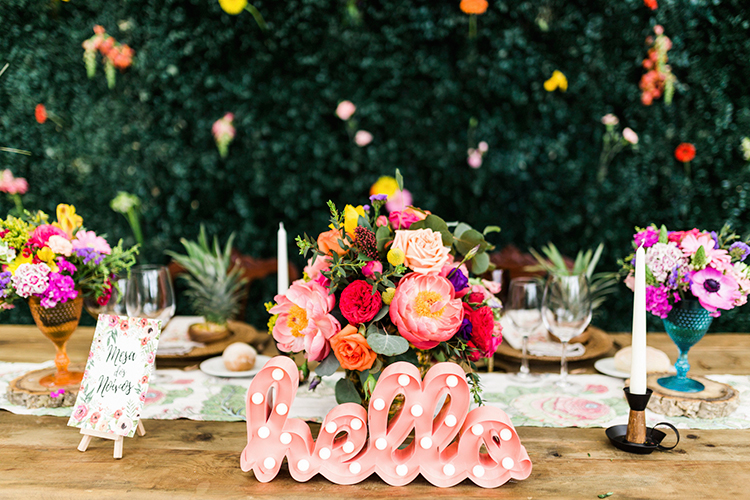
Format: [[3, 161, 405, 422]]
[[620, 225, 750, 318], [266, 172, 503, 406], [0, 204, 138, 310]]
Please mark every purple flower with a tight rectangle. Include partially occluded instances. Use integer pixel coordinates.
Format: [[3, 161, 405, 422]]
[[369, 194, 388, 202], [666, 265, 680, 289], [446, 267, 469, 292], [457, 318, 473, 341], [363, 204, 371, 212], [710, 231, 720, 249], [729, 242, 750, 262], [0, 271, 11, 298], [634, 227, 659, 248], [39, 273, 78, 308], [73, 247, 104, 265], [645, 285, 680, 319]]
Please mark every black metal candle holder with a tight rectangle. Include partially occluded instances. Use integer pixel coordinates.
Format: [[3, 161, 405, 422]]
[[605, 387, 680, 454]]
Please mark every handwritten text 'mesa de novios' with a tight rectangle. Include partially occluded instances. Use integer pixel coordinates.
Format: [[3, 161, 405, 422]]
[[96, 345, 138, 398]]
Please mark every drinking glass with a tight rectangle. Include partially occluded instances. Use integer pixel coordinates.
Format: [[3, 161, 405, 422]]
[[125, 265, 176, 326], [541, 274, 592, 388], [506, 277, 543, 379]]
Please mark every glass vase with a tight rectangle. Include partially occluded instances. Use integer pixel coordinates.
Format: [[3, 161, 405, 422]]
[[27, 296, 85, 388], [657, 300, 713, 393]]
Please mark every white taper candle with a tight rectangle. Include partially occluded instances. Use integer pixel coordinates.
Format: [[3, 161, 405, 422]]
[[630, 245, 648, 395], [277, 222, 289, 296]]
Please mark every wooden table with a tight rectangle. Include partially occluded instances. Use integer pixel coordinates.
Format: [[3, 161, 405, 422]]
[[2, 325, 749, 499]]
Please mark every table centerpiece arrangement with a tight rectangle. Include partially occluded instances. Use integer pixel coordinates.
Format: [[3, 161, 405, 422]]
[[266, 172, 503, 406], [620, 224, 750, 393], [0, 204, 137, 391]]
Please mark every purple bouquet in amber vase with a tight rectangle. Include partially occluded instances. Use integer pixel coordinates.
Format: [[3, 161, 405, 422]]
[[620, 224, 750, 392]]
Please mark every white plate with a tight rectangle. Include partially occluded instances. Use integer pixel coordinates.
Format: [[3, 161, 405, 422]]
[[594, 357, 630, 379], [200, 355, 272, 378]]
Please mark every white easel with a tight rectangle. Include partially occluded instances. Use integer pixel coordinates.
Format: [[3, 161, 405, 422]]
[[77, 420, 146, 459]]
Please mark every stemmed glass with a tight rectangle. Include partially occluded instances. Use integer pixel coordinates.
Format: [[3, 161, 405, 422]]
[[541, 274, 592, 388], [125, 265, 176, 326], [506, 277, 543, 380]]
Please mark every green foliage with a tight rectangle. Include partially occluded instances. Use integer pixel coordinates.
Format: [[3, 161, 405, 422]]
[[2, 0, 750, 331]]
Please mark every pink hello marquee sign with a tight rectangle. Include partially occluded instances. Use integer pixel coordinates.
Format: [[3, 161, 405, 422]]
[[240, 357, 532, 488]]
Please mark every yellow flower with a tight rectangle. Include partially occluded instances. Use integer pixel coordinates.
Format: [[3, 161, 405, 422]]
[[36, 247, 59, 273], [387, 248, 405, 266], [7, 253, 33, 274], [218, 0, 247, 15], [544, 70, 568, 92], [343, 204, 366, 234], [381, 287, 396, 305], [53, 204, 83, 237], [369, 176, 399, 197]]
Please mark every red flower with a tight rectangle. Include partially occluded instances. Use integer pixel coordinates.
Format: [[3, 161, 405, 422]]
[[339, 280, 382, 325], [35, 104, 47, 124], [113, 409, 123, 419], [675, 143, 696, 162], [467, 292, 485, 304], [90, 412, 101, 424], [643, 0, 657, 10]]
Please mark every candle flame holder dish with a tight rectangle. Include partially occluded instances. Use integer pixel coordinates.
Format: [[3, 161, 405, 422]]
[[605, 387, 680, 454]]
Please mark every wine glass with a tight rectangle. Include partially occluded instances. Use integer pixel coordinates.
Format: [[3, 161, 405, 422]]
[[506, 277, 543, 379], [125, 265, 176, 326], [541, 274, 592, 388]]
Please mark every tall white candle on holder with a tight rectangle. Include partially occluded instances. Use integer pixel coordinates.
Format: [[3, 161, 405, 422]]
[[277, 222, 289, 296], [630, 245, 648, 395]]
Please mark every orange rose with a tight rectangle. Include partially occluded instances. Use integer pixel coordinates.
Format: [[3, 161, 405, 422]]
[[317, 228, 348, 256], [330, 324, 377, 371]]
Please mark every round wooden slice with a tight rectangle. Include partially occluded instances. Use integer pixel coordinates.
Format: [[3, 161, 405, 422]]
[[644, 372, 740, 419], [494, 326, 613, 363], [7, 363, 85, 409]]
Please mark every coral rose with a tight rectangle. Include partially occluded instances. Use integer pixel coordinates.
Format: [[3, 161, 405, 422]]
[[317, 228, 347, 256], [391, 229, 451, 274], [339, 280, 382, 324], [270, 280, 341, 361], [389, 273, 464, 349], [330, 324, 377, 371]]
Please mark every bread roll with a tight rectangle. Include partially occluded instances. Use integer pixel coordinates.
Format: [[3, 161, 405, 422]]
[[222, 343, 257, 371], [614, 346, 674, 373]]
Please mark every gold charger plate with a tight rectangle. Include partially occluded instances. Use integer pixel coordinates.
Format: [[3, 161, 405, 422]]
[[494, 326, 613, 363], [156, 320, 270, 361]]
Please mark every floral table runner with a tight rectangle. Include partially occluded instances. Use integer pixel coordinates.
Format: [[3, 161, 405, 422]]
[[2, 361, 749, 430]]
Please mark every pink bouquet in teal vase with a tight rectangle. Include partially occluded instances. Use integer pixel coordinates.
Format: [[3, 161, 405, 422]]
[[620, 225, 750, 318]]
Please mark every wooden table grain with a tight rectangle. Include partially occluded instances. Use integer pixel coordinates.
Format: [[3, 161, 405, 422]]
[[1, 325, 749, 500]]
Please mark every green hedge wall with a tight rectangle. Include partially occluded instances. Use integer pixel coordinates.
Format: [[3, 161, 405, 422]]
[[2, 0, 750, 332]]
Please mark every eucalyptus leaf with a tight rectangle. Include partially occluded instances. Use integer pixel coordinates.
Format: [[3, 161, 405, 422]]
[[376, 225, 391, 252], [366, 332, 409, 356], [483, 225, 501, 235], [423, 214, 454, 246], [454, 228, 485, 256], [453, 222, 473, 239], [315, 352, 340, 377], [386, 349, 419, 366], [471, 251, 490, 275], [371, 304, 390, 322], [335, 378, 361, 405]]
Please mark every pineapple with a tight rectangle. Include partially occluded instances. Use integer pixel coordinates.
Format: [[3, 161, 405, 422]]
[[166, 227, 248, 342]]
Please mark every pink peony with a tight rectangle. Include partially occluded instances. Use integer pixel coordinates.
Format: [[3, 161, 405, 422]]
[[335, 101, 356, 120], [391, 228, 451, 274], [47, 235, 73, 257], [690, 267, 741, 314], [339, 280, 382, 325], [28, 225, 68, 248], [354, 130, 373, 147], [270, 280, 341, 361], [303, 255, 331, 283], [362, 260, 383, 278], [72, 230, 112, 255], [389, 273, 464, 349]]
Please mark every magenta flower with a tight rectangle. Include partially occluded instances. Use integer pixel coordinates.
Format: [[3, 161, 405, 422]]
[[28, 224, 68, 248], [634, 227, 659, 248], [690, 267, 741, 314], [212, 113, 236, 158]]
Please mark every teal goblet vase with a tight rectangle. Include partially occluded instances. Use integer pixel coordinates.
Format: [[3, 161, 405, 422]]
[[657, 300, 713, 393]]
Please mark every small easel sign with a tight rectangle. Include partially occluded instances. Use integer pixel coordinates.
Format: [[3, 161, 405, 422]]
[[67, 315, 162, 459]]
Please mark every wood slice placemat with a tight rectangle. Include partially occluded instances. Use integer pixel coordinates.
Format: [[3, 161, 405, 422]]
[[645, 372, 740, 418], [7, 363, 85, 409], [494, 326, 613, 363]]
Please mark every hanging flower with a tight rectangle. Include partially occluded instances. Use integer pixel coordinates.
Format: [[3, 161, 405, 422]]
[[212, 113, 236, 158], [335, 101, 356, 121], [643, 0, 657, 9], [0, 170, 28, 195], [218, 0, 247, 14], [460, 0, 488, 15], [622, 128, 639, 145], [675, 143, 696, 163], [544, 70, 568, 92], [35, 104, 48, 124], [354, 130, 373, 147]]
